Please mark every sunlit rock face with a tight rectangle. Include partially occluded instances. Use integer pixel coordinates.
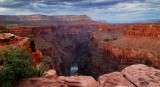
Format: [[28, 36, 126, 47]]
[[79, 24, 160, 78], [98, 64, 160, 87]]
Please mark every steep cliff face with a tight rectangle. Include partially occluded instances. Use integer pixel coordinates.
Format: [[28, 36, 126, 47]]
[[80, 24, 160, 78], [6, 23, 99, 76]]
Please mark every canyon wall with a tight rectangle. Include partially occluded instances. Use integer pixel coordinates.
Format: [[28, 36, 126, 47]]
[[79, 24, 160, 78], [6, 23, 99, 76]]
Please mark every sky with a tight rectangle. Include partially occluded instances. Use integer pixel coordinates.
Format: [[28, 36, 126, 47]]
[[0, 0, 160, 23]]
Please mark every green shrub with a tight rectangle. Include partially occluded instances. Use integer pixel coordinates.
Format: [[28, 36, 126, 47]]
[[36, 63, 49, 77], [0, 47, 35, 87]]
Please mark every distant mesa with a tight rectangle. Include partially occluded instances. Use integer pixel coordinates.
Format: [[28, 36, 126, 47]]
[[0, 14, 95, 25], [134, 19, 160, 24]]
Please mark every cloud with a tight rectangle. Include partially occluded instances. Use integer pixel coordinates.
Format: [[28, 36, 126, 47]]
[[0, 0, 159, 23], [0, 7, 13, 12]]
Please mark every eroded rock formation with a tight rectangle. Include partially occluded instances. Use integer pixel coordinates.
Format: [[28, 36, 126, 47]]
[[0, 33, 42, 66]]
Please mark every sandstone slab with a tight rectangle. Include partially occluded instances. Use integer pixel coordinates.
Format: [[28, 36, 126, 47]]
[[43, 69, 57, 79], [98, 72, 135, 87], [122, 64, 160, 87], [16, 78, 60, 87]]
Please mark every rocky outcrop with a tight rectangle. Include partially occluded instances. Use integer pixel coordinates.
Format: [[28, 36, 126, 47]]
[[43, 69, 57, 79], [16, 78, 60, 87], [17, 64, 160, 87], [98, 72, 135, 87], [58, 76, 98, 87], [121, 64, 160, 87], [98, 64, 160, 87], [0, 33, 42, 66], [17, 76, 98, 87]]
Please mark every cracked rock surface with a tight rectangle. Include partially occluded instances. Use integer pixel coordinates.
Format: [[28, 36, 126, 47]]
[[98, 64, 160, 87]]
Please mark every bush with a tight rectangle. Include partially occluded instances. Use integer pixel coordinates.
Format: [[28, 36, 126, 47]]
[[36, 63, 49, 77], [0, 47, 35, 87]]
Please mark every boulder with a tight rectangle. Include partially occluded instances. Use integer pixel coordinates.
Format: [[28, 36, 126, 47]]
[[98, 72, 134, 87], [43, 69, 57, 79], [122, 64, 160, 87], [98, 64, 160, 87]]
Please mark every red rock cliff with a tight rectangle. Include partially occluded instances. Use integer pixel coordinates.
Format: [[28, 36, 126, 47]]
[[79, 24, 160, 78], [0, 33, 42, 66]]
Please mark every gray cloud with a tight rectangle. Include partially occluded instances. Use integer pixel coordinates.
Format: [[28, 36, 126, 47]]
[[0, 0, 159, 23], [0, 0, 146, 8]]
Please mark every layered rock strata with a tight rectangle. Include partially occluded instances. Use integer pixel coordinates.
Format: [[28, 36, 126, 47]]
[[79, 24, 160, 78], [0, 15, 95, 25]]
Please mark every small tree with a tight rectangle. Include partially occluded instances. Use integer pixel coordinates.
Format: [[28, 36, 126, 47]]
[[30, 40, 36, 52]]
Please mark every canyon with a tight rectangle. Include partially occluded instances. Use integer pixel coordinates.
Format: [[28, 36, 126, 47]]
[[1, 15, 100, 76], [0, 15, 160, 87]]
